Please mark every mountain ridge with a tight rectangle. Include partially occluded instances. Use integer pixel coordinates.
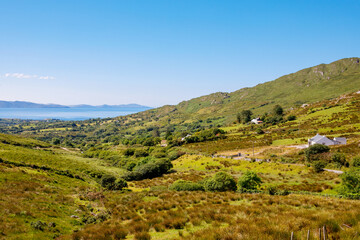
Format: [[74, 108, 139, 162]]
[[0, 101, 151, 109], [118, 57, 360, 127]]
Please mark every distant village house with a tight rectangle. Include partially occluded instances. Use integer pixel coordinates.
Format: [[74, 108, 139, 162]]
[[308, 134, 346, 146], [251, 117, 263, 124]]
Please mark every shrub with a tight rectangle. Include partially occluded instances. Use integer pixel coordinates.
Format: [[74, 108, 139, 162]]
[[134, 149, 149, 158], [100, 174, 127, 190], [125, 158, 173, 181], [237, 171, 262, 192], [256, 128, 264, 134], [312, 161, 326, 173], [332, 153, 346, 167], [352, 157, 360, 167], [287, 115, 296, 121], [124, 148, 135, 156], [168, 151, 185, 161], [204, 172, 237, 192], [101, 174, 116, 189], [170, 180, 204, 191], [277, 189, 290, 196], [267, 186, 277, 195], [31, 220, 47, 231], [134, 232, 151, 240], [305, 144, 330, 161], [114, 178, 128, 190], [113, 227, 128, 239], [340, 169, 360, 194]]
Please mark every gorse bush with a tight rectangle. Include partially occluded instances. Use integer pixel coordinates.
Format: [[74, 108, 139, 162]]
[[204, 172, 237, 192], [124, 158, 173, 181], [237, 171, 262, 192], [100, 174, 127, 190], [170, 180, 204, 191]]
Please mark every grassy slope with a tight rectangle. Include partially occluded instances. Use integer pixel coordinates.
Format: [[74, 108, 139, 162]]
[[183, 91, 360, 157], [0, 131, 359, 239], [125, 57, 360, 127]]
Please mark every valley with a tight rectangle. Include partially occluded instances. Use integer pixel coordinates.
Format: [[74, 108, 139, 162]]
[[1, 58, 360, 239]]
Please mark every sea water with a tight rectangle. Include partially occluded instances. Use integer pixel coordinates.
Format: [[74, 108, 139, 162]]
[[0, 107, 151, 121]]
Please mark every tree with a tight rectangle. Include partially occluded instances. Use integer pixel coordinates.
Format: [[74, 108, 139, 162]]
[[273, 105, 284, 116], [237, 171, 262, 192], [204, 172, 237, 192], [239, 110, 253, 123]]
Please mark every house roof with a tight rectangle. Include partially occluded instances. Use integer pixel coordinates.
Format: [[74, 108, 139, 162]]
[[309, 134, 324, 142], [334, 137, 346, 141], [313, 136, 334, 144]]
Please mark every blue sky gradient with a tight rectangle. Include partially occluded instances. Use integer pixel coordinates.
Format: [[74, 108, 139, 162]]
[[0, 0, 359, 106]]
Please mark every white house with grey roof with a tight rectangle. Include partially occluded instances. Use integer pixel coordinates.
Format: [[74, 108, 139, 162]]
[[308, 134, 346, 146]]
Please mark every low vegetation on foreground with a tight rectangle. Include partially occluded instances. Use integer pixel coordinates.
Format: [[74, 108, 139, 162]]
[[1, 59, 360, 239]]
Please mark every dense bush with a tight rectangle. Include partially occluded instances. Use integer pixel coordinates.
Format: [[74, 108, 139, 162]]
[[256, 128, 264, 134], [168, 150, 185, 161], [170, 180, 204, 191], [134, 149, 149, 158], [287, 115, 296, 121], [312, 161, 326, 173], [339, 169, 360, 196], [204, 172, 237, 192], [184, 128, 225, 144], [352, 156, 360, 167], [124, 148, 135, 156], [125, 158, 173, 181], [100, 174, 127, 190], [332, 153, 347, 167], [237, 171, 262, 192], [305, 144, 330, 161]]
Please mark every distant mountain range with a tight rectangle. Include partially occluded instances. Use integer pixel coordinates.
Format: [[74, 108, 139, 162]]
[[0, 101, 150, 109]]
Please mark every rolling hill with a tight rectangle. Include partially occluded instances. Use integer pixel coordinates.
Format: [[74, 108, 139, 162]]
[[129, 57, 360, 126]]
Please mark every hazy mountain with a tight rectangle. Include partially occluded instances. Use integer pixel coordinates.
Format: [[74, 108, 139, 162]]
[[70, 104, 151, 108], [0, 101, 68, 108], [0, 101, 150, 109]]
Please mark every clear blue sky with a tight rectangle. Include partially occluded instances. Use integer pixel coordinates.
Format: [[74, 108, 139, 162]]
[[0, 0, 359, 107]]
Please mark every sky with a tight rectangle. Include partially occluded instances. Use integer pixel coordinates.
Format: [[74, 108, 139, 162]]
[[0, 0, 359, 107]]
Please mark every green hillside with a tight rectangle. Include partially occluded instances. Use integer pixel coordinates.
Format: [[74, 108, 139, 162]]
[[0, 58, 360, 148], [2, 57, 360, 238], [137, 57, 360, 125]]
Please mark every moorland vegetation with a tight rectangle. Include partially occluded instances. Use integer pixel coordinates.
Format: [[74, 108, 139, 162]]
[[1, 58, 360, 239]]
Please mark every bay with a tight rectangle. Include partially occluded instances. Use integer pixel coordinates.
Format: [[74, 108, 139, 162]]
[[0, 107, 151, 121]]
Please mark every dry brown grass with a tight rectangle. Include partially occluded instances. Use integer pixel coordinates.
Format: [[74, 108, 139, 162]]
[[68, 190, 360, 240]]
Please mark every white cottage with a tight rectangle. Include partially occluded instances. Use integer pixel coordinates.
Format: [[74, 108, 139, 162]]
[[308, 134, 346, 146], [251, 118, 263, 124]]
